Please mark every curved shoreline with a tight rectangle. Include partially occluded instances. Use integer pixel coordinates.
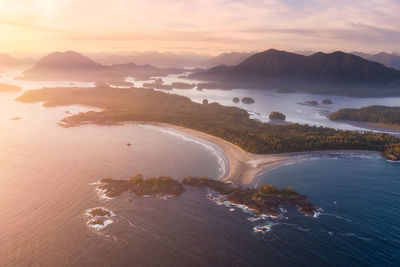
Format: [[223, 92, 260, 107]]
[[137, 124, 229, 180], [134, 122, 386, 185], [137, 122, 288, 185]]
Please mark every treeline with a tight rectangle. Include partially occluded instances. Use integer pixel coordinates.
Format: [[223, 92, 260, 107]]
[[329, 105, 400, 125], [17, 87, 400, 160], [183, 177, 317, 216]]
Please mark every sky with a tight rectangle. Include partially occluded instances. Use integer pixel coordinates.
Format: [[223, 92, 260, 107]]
[[1, 0, 400, 55]]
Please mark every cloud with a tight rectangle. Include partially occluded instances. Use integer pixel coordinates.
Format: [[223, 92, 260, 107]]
[[0, 0, 400, 53]]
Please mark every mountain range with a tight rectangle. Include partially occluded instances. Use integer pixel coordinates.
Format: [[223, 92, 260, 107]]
[[0, 53, 34, 70], [17, 51, 195, 82], [352, 52, 400, 70], [189, 49, 400, 96], [18, 51, 122, 82], [89, 51, 254, 68]]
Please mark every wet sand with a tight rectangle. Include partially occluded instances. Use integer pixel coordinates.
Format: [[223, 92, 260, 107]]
[[144, 122, 288, 185]]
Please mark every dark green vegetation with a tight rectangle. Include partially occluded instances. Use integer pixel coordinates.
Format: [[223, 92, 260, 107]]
[[322, 99, 333, 104], [182, 177, 317, 216], [269, 111, 286, 121], [241, 97, 255, 104], [299, 100, 318, 106], [189, 49, 400, 97], [16, 86, 400, 160], [383, 144, 400, 161], [0, 83, 21, 92], [171, 82, 195, 89], [88, 208, 111, 217], [99, 174, 185, 198], [99, 175, 317, 216], [329, 105, 400, 125]]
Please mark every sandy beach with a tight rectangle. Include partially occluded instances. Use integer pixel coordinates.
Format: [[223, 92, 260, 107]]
[[145, 122, 288, 185]]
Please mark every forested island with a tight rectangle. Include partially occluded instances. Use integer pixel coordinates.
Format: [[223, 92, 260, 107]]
[[269, 111, 286, 121], [97, 175, 317, 216], [16, 86, 400, 160], [182, 177, 317, 216], [99, 174, 185, 198], [329, 105, 400, 126]]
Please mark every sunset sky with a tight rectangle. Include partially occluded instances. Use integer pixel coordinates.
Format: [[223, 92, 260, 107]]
[[1, 0, 400, 55]]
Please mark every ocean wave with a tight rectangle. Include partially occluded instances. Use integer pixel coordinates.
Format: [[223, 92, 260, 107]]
[[139, 124, 228, 179], [386, 159, 400, 163], [253, 222, 275, 234], [85, 207, 115, 230], [319, 212, 352, 222], [90, 180, 114, 201], [313, 208, 323, 218]]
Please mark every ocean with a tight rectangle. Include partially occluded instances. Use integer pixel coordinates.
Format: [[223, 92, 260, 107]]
[[1, 73, 400, 266]]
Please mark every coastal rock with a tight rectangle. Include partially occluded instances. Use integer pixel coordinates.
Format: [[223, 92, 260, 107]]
[[269, 111, 286, 121], [171, 82, 195, 89], [322, 99, 333, 104], [241, 97, 255, 104]]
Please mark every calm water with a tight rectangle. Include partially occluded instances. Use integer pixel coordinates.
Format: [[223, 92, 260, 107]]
[[256, 155, 400, 266], [135, 74, 400, 134], [1, 73, 400, 266]]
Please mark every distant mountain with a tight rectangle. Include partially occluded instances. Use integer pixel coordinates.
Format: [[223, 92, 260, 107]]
[[90, 51, 256, 68], [111, 63, 186, 80], [189, 49, 400, 97], [90, 51, 212, 68], [0, 53, 35, 70], [367, 52, 400, 70], [205, 52, 254, 66], [352, 52, 400, 70], [18, 51, 122, 82], [0, 54, 19, 66]]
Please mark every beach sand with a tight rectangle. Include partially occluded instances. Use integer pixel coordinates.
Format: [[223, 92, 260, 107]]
[[146, 122, 288, 185]]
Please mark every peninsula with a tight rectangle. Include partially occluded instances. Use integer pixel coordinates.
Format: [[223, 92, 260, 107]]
[[16, 86, 400, 165], [97, 175, 318, 217], [329, 105, 400, 130]]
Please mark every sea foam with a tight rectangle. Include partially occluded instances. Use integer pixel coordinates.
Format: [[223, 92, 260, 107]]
[[139, 124, 228, 179]]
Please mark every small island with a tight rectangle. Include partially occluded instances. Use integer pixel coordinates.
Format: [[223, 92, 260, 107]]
[[322, 99, 333, 104], [183, 177, 318, 216], [241, 97, 255, 104], [232, 97, 240, 103], [85, 207, 114, 229], [300, 100, 318, 106], [98, 174, 185, 198], [108, 81, 134, 87], [96, 175, 318, 217], [269, 111, 286, 121], [0, 83, 22, 92], [202, 99, 208, 104], [171, 82, 195, 89]]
